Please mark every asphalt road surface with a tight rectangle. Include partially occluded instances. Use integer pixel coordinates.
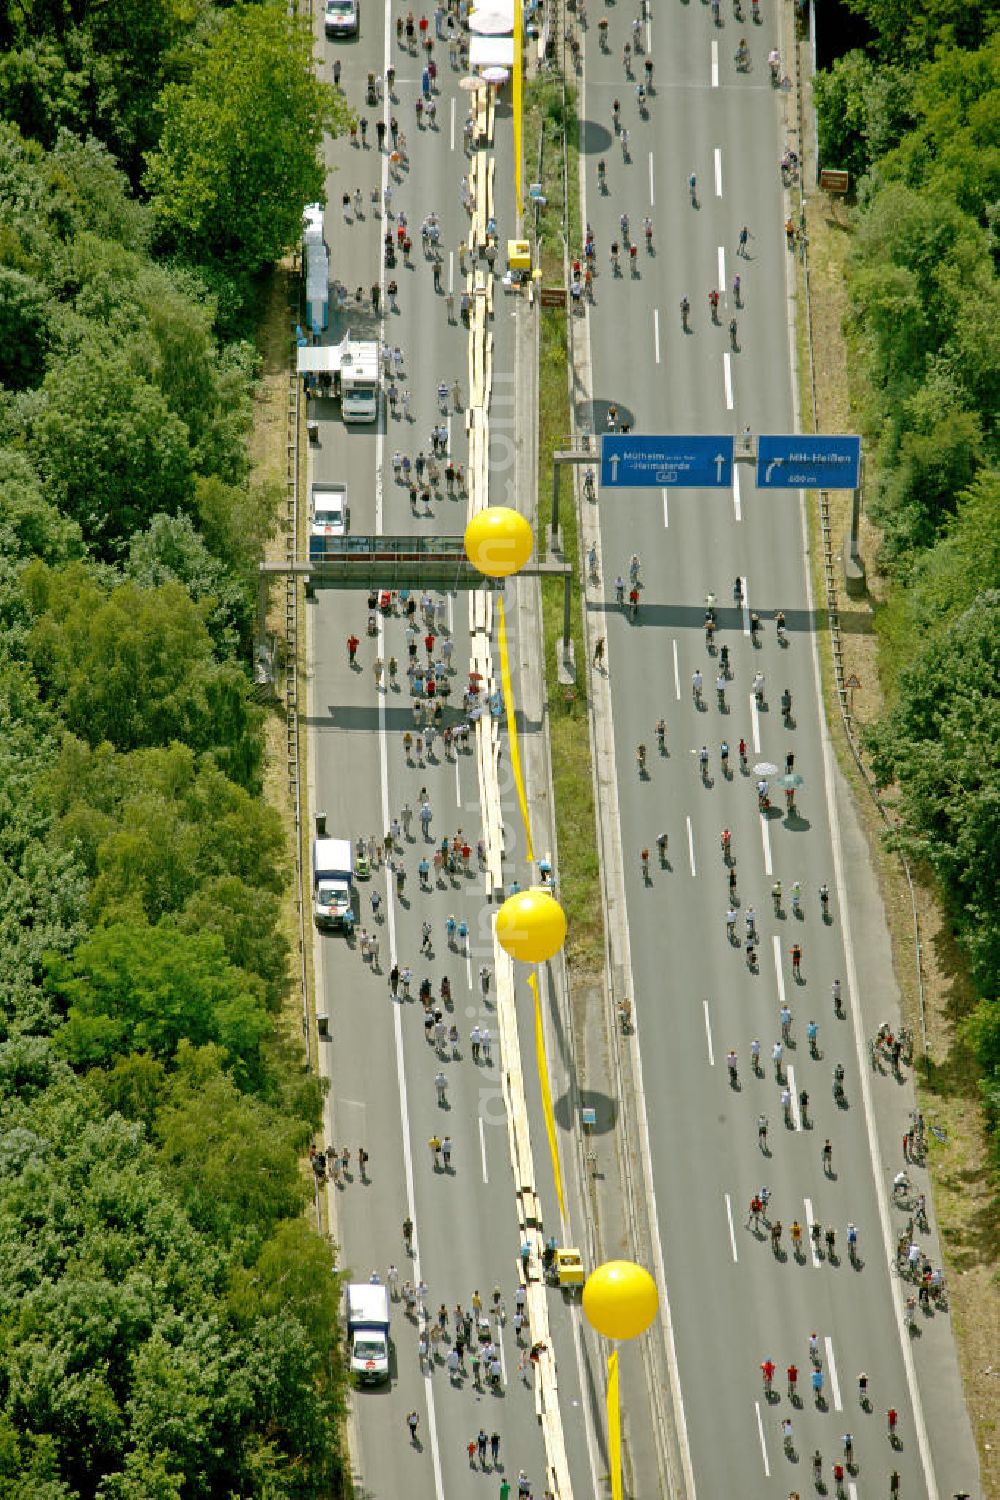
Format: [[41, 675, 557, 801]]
[[579, 0, 981, 1497], [305, 7, 598, 1500]]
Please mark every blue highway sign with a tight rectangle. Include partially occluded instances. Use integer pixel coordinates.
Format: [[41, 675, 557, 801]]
[[601, 434, 734, 489], [756, 435, 861, 490]]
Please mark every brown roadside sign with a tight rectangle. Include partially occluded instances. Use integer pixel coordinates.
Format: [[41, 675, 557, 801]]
[[820, 169, 850, 195]]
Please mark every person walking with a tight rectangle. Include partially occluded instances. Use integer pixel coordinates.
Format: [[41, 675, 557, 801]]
[[429, 1134, 442, 1165], [390, 962, 400, 996], [407, 1411, 419, 1443], [593, 636, 606, 668], [442, 1135, 453, 1168]]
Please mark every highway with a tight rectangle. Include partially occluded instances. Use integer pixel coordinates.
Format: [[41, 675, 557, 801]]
[[578, 0, 982, 1496], [304, 5, 599, 1500]]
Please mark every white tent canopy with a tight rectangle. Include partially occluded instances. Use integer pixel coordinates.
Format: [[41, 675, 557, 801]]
[[469, 6, 513, 32], [469, 33, 515, 65]]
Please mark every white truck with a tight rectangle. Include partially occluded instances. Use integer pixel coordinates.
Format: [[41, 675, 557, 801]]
[[309, 482, 348, 561], [346, 1283, 391, 1383], [336, 336, 379, 423], [312, 837, 353, 931]]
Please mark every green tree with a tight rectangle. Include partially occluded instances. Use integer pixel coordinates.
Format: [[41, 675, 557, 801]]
[[52, 919, 271, 1082], [24, 565, 263, 788], [126, 512, 250, 653], [0, 267, 51, 389], [865, 592, 1000, 996], [155, 1044, 309, 1248], [145, 5, 348, 273], [814, 52, 912, 189], [842, 0, 990, 62], [0, 449, 81, 564], [32, 348, 193, 554]]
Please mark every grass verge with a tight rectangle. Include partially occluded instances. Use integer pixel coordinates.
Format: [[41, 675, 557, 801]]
[[523, 78, 603, 975]]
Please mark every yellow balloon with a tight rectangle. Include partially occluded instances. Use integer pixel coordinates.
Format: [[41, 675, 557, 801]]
[[582, 1261, 659, 1341], [464, 507, 534, 578], [496, 889, 567, 964]]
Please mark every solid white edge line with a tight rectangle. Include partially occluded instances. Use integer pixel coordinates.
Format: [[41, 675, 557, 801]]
[[703, 999, 714, 1066]]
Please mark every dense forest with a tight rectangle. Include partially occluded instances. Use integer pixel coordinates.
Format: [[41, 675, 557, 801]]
[[814, 12, 1000, 1162], [0, 2, 351, 1495]]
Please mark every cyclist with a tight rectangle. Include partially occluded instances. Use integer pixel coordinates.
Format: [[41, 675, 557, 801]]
[[790, 1220, 802, 1252], [656, 831, 668, 861], [812, 1367, 824, 1401], [776, 607, 786, 640], [847, 1222, 858, 1260], [620, 211, 630, 243], [819, 881, 830, 915], [842, 1433, 854, 1467], [688, 171, 697, 202], [698, 745, 709, 779], [598, 158, 607, 189], [750, 1037, 761, 1072], [636, 743, 647, 773], [761, 1358, 775, 1395], [692, 669, 703, 704], [615, 575, 625, 605], [786, 1363, 798, 1398], [808, 1331, 820, 1365], [612, 97, 621, 129], [807, 1019, 819, 1055], [727, 1049, 738, 1085], [720, 827, 732, 859], [640, 848, 650, 879], [643, 216, 653, 249], [857, 1372, 869, 1406], [812, 1452, 822, 1486], [772, 879, 782, 913], [656, 718, 666, 751], [832, 978, 842, 1014], [628, 551, 641, 583]]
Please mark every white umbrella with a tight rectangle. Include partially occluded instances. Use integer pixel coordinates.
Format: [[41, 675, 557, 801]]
[[459, 74, 486, 90], [481, 65, 510, 83], [754, 761, 779, 776]]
